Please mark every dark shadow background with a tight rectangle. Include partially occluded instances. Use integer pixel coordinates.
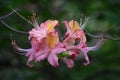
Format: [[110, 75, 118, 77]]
[[0, 0, 120, 80]]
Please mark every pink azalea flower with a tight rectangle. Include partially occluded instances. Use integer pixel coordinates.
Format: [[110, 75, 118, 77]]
[[12, 20, 65, 68], [62, 20, 88, 66], [27, 19, 60, 67], [63, 19, 104, 66]]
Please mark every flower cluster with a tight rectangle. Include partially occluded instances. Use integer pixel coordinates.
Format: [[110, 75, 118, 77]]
[[12, 16, 104, 68]]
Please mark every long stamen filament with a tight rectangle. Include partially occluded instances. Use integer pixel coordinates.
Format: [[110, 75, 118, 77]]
[[9, 6, 35, 26], [81, 17, 89, 30]]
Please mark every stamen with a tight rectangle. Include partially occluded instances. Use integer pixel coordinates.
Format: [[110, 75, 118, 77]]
[[79, 18, 82, 27], [30, 13, 39, 29], [87, 37, 104, 51], [11, 39, 29, 55], [83, 52, 90, 66], [81, 17, 89, 30], [9, 6, 34, 26]]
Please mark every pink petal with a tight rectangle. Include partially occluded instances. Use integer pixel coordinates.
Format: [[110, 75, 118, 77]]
[[39, 23, 46, 30], [56, 42, 65, 48], [26, 49, 33, 57], [63, 36, 75, 47], [29, 28, 47, 42], [47, 54, 59, 68], [77, 43, 90, 66], [72, 30, 86, 43], [44, 20, 59, 32], [51, 48, 66, 55], [28, 23, 47, 42], [62, 57, 74, 68], [27, 53, 34, 67], [35, 51, 48, 61], [81, 48, 90, 66], [63, 21, 71, 36]]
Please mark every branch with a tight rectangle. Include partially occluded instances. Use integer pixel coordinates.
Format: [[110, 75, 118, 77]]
[[0, 10, 16, 20], [0, 20, 28, 35], [0, 10, 29, 35], [85, 30, 120, 41], [104, 35, 120, 40], [85, 30, 102, 39]]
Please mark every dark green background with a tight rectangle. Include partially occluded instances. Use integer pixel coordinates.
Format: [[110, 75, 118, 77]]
[[0, 0, 120, 80]]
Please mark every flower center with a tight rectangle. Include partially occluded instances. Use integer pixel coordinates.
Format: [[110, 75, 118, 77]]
[[45, 32, 59, 49], [68, 20, 80, 33]]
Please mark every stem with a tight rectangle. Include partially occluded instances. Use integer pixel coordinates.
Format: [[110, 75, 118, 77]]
[[0, 10, 17, 20], [0, 20, 28, 35], [85, 30, 120, 41]]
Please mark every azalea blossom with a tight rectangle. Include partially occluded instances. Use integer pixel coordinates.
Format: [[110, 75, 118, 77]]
[[12, 17, 104, 68], [62, 19, 89, 66], [12, 18, 66, 67], [62, 19, 104, 66]]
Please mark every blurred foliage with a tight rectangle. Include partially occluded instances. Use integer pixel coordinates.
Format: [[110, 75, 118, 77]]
[[0, 0, 120, 80]]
